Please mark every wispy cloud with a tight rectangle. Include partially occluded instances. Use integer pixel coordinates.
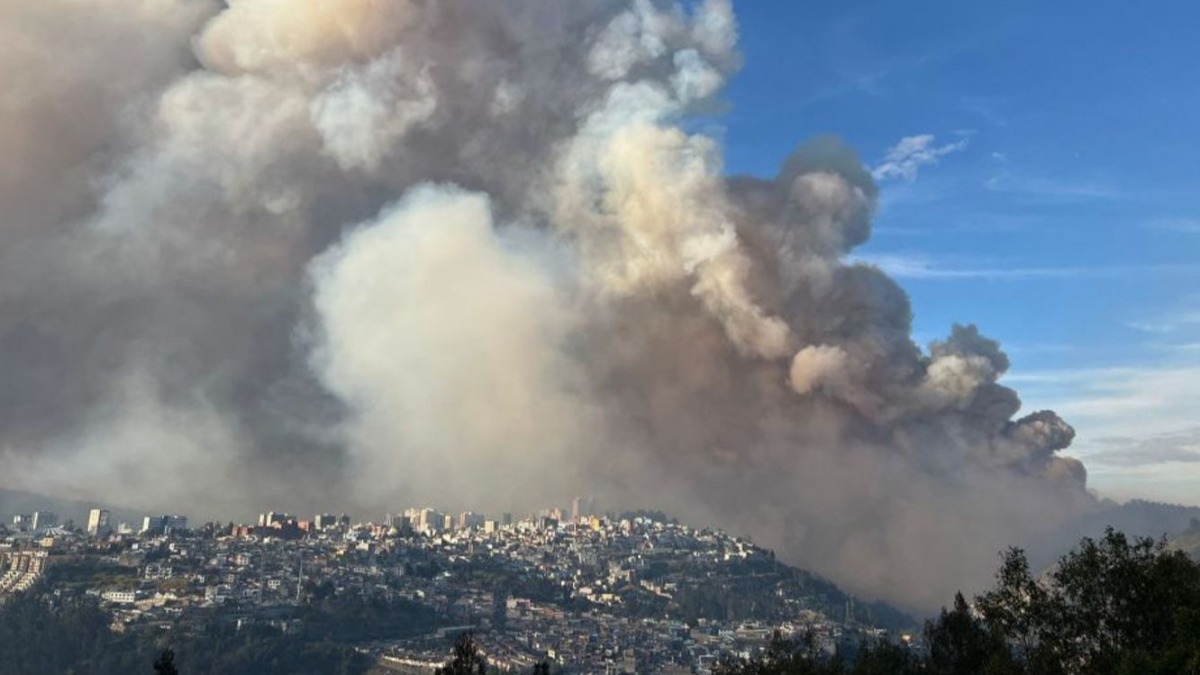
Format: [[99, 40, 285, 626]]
[[983, 172, 1124, 203], [958, 96, 1008, 127], [872, 134, 969, 183], [1124, 301, 1200, 336], [853, 252, 1200, 281], [1143, 218, 1200, 234], [855, 253, 1071, 280], [1086, 428, 1200, 468], [790, 48, 950, 111], [1009, 364, 1200, 438], [1125, 313, 1200, 335], [1003, 343, 1089, 356], [1007, 362, 1200, 502]]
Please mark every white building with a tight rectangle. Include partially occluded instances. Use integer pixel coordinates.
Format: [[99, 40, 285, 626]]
[[87, 509, 111, 537], [101, 590, 141, 604], [141, 514, 188, 534]]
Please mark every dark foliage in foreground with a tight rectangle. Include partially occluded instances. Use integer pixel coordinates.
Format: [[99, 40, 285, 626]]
[[717, 528, 1200, 675], [0, 589, 435, 675], [435, 633, 489, 675], [153, 648, 180, 675]]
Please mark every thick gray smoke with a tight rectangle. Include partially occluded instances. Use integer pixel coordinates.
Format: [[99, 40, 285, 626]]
[[0, 0, 1094, 611]]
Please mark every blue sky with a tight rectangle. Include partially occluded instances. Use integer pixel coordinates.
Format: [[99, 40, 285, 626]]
[[722, 1, 1200, 505]]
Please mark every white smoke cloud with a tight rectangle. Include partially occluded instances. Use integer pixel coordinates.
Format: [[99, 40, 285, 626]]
[[310, 52, 438, 172], [0, 0, 1096, 612], [0, 369, 245, 514], [309, 186, 598, 512]]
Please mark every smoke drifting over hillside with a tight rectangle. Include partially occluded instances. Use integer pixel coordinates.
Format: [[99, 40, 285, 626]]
[[0, 0, 1093, 610]]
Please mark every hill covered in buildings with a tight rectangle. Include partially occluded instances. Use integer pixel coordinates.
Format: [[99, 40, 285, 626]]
[[1, 506, 916, 674]]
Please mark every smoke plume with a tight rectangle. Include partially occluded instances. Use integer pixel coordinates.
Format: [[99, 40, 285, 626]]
[[0, 0, 1093, 611]]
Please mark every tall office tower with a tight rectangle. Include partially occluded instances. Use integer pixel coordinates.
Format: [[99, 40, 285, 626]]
[[571, 496, 596, 520], [141, 515, 187, 534], [501, 513, 513, 527], [86, 508, 111, 537], [416, 508, 436, 532], [162, 515, 188, 532], [30, 511, 57, 531]]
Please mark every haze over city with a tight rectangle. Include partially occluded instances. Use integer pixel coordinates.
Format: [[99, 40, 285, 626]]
[[1, 0, 1197, 627]]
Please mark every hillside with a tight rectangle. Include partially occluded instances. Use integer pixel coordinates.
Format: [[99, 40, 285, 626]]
[[1027, 499, 1200, 567], [1169, 518, 1200, 560]]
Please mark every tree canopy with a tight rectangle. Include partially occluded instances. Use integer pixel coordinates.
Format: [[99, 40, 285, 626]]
[[435, 633, 488, 675], [717, 528, 1200, 675]]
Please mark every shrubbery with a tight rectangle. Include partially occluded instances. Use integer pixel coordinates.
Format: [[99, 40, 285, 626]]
[[717, 528, 1200, 675]]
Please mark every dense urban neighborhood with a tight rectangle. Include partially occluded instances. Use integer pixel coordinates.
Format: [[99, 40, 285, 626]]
[[0, 504, 909, 674]]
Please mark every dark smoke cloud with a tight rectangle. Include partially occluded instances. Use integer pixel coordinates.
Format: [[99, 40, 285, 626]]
[[0, 0, 1094, 611]]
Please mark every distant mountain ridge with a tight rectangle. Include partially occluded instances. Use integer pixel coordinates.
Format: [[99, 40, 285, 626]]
[[1070, 499, 1200, 541], [1025, 499, 1200, 570]]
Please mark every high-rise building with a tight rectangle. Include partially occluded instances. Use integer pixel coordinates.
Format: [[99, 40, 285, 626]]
[[459, 512, 485, 529], [30, 511, 56, 531], [385, 513, 412, 530], [415, 508, 443, 533], [140, 514, 187, 534], [571, 496, 596, 521], [86, 508, 111, 537], [313, 514, 336, 530], [162, 515, 188, 532]]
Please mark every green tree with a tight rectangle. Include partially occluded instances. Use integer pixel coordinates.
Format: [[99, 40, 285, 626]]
[[704, 528, 1200, 675], [974, 547, 1050, 665], [152, 648, 179, 675], [976, 527, 1200, 675], [924, 592, 1018, 675], [436, 633, 488, 675], [848, 640, 921, 675]]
